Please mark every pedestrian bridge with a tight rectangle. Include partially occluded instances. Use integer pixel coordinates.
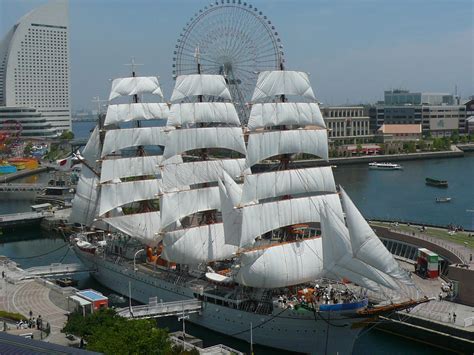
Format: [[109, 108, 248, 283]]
[[21, 263, 93, 280], [117, 299, 202, 319]]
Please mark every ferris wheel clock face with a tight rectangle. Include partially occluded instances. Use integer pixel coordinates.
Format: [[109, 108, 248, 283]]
[[173, 0, 284, 124]]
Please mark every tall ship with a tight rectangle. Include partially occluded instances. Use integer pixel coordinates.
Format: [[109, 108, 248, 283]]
[[70, 60, 429, 354]]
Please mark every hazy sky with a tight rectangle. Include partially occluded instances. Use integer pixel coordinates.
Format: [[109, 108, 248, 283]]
[[1, 0, 473, 110]]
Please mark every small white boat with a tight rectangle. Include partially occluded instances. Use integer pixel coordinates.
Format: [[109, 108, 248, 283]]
[[435, 197, 451, 203], [368, 162, 402, 170]]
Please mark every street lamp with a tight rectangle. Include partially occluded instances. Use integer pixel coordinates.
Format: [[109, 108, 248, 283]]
[[178, 304, 189, 350], [133, 249, 144, 272]]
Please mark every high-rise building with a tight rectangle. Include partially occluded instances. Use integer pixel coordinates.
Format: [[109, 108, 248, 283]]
[[0, 0, 71, 137]]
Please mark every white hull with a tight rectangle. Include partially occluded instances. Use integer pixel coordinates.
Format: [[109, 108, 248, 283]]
[[74, 247, 366, 354]]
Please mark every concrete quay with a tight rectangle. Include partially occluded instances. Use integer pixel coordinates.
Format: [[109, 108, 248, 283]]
[[0, 259, 78, 347], [0, 166, 51, 183], [254, 146, 465, 170]]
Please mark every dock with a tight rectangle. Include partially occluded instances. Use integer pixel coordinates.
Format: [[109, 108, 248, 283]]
[[0, 183, 47, 192], [0, 258, 79, 346], [116, 298, 202, 319], [0, 211, 53, 229]]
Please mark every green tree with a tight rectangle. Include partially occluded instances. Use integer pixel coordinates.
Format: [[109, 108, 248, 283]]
[[63, 309, 173, 355], [450, 130, 459, 144], [23, 142, 33, 156], [417, 140, 426, 151], [403, 141, 416, 153], [87, 318, 172, 354], [60, 130, 75, 140], [356, 143, 363, 155]]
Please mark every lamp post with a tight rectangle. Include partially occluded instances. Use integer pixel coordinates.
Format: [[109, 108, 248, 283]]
[[178, 303, 189, 350], [133, 249, 144, 272]]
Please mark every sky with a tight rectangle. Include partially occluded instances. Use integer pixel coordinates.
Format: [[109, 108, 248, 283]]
[[1, 0, 473, 110]]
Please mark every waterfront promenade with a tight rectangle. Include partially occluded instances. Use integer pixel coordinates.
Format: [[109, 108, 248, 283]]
[[0, 260, 75, 346]]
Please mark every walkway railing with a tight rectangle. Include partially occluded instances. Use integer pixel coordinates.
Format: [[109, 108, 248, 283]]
[[386, 228, 469, 264], [117, 299, 202, 319]]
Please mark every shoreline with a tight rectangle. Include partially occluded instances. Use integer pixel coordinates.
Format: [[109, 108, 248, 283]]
[[255, 146, 468, 169]]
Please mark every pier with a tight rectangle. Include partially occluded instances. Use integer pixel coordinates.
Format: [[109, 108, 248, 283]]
[[116, 298, 202, 319], [0, 167, 51, 183], [0, 183, 47, 192], [0, 211, 52, 229]]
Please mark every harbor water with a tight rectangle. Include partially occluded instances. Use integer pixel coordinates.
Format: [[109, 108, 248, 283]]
[[0, 121, 468, 354]]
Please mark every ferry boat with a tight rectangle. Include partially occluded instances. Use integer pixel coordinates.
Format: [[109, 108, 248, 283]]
[[435, 197, 451, 203], [70, 63, 429, 354], [426, 178, 448, 188], [368, 162, 402, 170]]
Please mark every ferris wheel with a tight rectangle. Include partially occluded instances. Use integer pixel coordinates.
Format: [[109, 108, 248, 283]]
[[173, 0, 284, 123]]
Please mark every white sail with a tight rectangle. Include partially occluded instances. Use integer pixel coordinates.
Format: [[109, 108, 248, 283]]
[[320, 203, 398, 290], [104, 103, 169, 126], [162, 127, 246, 161], [103, 212, 162, 246], [340, 188, 413, 285], [99, 180, 161, 216], [109, 76, 164, 100], [248, 103, 325, 130], [235, 238, 324, 288], [251, 71, 316, 102], [100, 156, 161, 183], [241, 167, 336, 205], [170, 74, 231, 102], [240, 193, 343, 248], [160, 186, 220, 228], [101, 126, 168, 157], [81, 126, 101, 170], [70, 166, 100, 226], [161, 223, 238, 264], [161, 159, 246, 193], [246, 129, 328, 167], [324, 268, 381, 292], [219, 172, 243, 247], [168, 102, 240, 127]]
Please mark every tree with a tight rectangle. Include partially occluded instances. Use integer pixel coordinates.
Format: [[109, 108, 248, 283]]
[[87, 318, 172, 354], [417, 140, 426, 151], [450, 130, 459, 144], [356, 143, 363, 155], [23, 142, 33, 156], [60, 130, 74, 140], [403, 141, 416, 153], [63, 309, 173, 355]]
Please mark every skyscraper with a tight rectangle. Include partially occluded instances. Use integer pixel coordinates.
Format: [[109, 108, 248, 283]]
[[0, 0, 71, 137]]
